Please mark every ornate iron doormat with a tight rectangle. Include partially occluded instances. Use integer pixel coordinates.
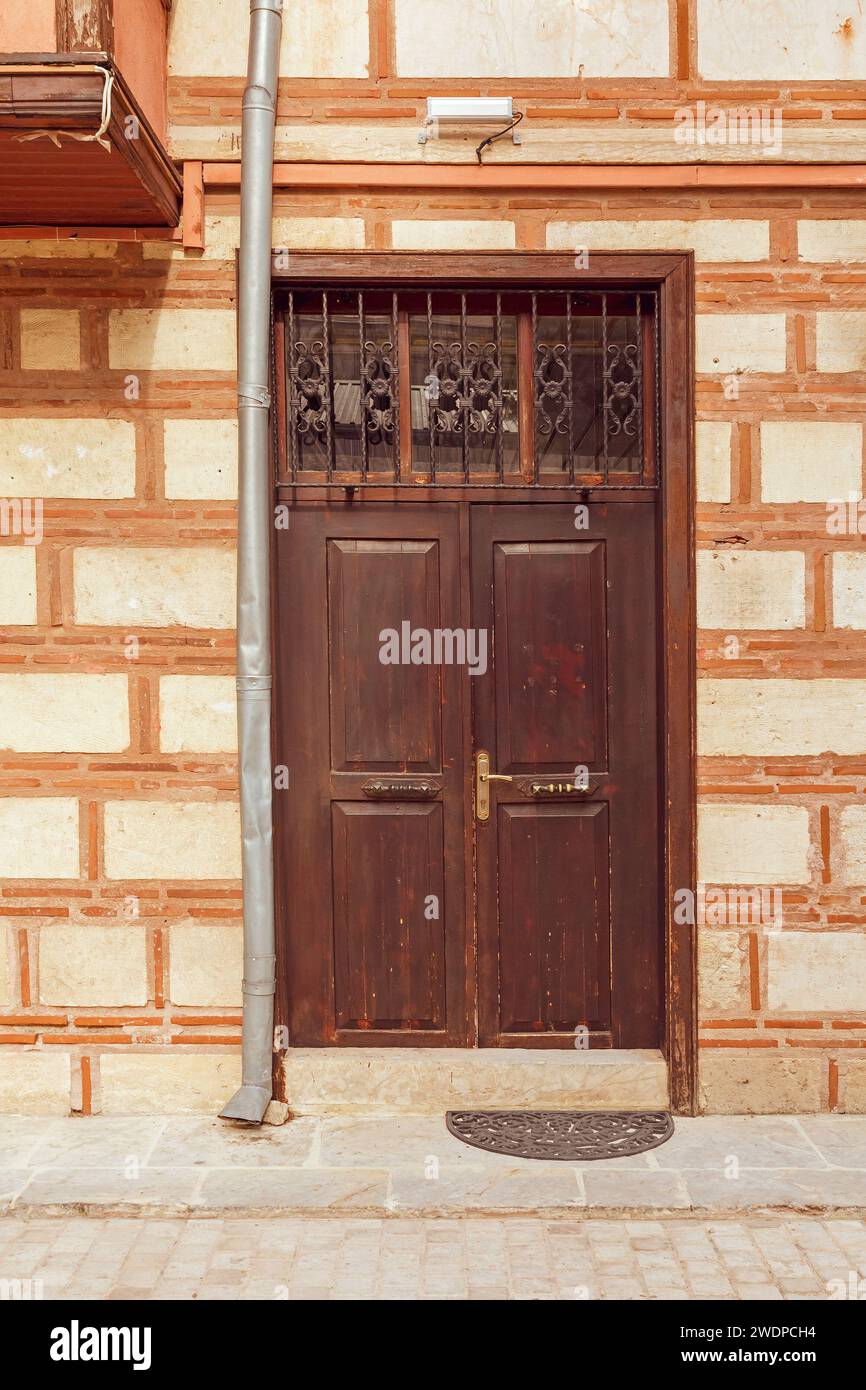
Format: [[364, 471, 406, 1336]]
[[446, 1110, 674, 1161]]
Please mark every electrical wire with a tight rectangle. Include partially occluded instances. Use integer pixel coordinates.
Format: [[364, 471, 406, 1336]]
[[475, 109, 524, 164]]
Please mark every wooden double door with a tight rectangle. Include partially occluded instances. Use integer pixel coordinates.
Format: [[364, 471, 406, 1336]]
[[276, 498, 660, 1049]]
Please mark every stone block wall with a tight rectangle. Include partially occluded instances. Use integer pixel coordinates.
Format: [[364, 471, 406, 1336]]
[[2, 0, 866, 1112]]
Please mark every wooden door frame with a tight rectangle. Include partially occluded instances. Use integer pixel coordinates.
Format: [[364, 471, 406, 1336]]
[[270, 251, 697, 1114]]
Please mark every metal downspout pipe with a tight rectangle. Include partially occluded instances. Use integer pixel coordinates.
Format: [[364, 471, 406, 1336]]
[[220, 0, 283, 1123]]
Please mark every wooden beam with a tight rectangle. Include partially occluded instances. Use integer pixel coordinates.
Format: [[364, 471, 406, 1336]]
[[0, 225, 176, 239], [203, 161, 866, 192], [55, 0, 112, 53], [182, 160, 204, 250]]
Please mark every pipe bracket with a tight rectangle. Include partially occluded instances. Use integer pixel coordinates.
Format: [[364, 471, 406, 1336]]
[[238, 383, 271, 408], [243, 980, 276, 996], [243, 93, 276, 114]]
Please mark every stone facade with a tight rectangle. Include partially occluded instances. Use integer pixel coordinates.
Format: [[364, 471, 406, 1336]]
[[1, 0, 866, 1114]]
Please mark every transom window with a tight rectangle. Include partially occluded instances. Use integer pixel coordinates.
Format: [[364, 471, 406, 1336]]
[[273, 285, 658, 488]]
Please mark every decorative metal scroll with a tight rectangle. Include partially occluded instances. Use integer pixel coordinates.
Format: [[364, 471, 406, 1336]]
[[361, 338, 397, 444], [534, 340, 571, 441], [532, 289, 575, 481], [465, 338, 502, 435], [603, 294, 642, 444], [290, 336, 330, 441], [446, 1110, 674, 1161], [428, 338, 467, 435], [428, 337, 502, 436], [600, 291, 643, 479]]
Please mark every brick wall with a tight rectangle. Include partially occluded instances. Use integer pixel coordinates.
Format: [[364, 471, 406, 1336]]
[[3, 190, 866, 1113], [2, 0, 866, 1114], [0, 239, 242, 1114]]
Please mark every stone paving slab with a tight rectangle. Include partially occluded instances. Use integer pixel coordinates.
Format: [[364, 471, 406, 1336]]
[[0, 1214, 863, 1300], [0, 1114, 864, 1217]]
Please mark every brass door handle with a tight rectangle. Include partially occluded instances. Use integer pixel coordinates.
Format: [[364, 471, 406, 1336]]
[[476, 750, 513, 822], [477, 751, 598, 820]]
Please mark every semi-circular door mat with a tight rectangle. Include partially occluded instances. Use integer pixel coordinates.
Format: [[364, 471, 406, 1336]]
[[446, 1109, 674, 1161]]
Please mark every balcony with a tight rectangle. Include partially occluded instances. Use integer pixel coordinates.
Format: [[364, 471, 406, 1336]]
[[0, 0, 181, 227]]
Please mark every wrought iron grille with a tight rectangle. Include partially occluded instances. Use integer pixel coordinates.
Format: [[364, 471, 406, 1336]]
[[274, 286, 658, 488]]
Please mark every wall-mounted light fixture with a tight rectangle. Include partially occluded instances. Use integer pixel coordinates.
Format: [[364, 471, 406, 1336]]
[[418, 96, 524, 163]]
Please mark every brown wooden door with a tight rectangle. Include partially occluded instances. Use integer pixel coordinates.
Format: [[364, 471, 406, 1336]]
[[276, 502, 472, 1045], [276, 498, 660, 1049], [471, 503, 660, 1048]]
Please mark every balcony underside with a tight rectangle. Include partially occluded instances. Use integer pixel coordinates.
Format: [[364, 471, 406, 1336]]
[[0, 54, 181, 226]]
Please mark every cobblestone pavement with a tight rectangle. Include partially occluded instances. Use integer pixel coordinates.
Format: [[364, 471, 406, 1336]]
[[2, 1114, 866, 1217], [0, 1214, 864, 1300]]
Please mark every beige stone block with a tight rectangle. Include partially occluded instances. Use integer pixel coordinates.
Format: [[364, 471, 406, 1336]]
[[697, 551, 805, 630], [391, 220, 516, 250], [189, 214, 366, 262], [104, 800, 241, 880], [697, 0, 866, 80], [698, 930, 750, 1014], [0, 1051, 70, 1115], [760, 421, 863, 503], [169, 0, 369, 77], [171, 118, 866, 166], [696, 315, 786, 374], [169, 922, 242, 1007], [19, 309, 81, 370], [1, 241, 117, 259], [283, 1048, 668, 1115], [833, 553, 866, 628], [73, 547, 236, 629], [38, 923, 148, 1006], [108, 309, 236, 371], [0, 419, 135, 499], [100, 1053, 241, 1114], [699, 1052, 823, 1114], [159, 676, 236, 753], [839, 806, 866, 886], [0, 920, 11, 1006], [799, 220, 866, 264], [0, 548, 37, 625], [140, 240, 188, 262], [816, 312, 866, 373], [547, 219, 769, 263], [842, 1062, 866, 1112], [698, 803, 810, 885], [0, 798, 79, 879], [163, 419, 237, 500], [271, 216, 365, 251], [0, 674, 129, 753], [767, 932, 866, 1013], [696, 421, 732, 503], [699, 678, 866, 756], [395, 0, 670, 77]]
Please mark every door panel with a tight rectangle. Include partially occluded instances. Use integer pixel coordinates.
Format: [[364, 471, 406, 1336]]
[[332, 801, 446, 1031], [277, 503, 470, 1046], [493, 539, 607, 770], [497, 802, 611, 1035], [328, 540, 442, 771], [472, 503, 660, 1048]]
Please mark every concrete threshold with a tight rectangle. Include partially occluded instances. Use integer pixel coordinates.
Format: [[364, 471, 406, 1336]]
[[281, 1047, 669, 1115]]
